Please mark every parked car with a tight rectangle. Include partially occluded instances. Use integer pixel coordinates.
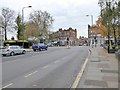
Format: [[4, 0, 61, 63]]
[[47, 43, 54, 47], [32, 43, 48, 51], [2, 45, 26, 56]]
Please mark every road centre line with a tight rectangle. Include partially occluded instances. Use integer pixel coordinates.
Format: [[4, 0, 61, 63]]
[[54, 60, 60, 64], [24, 70, 38, 78], [42, 65, 49, 69], [42, 52, 74, 69], [1, 83, 13, 89], [71, 49, 91, 88]]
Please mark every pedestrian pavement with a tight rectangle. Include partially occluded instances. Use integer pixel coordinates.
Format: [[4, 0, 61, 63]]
[[25, 48, 33, 52], [78, 47, 118, 88]]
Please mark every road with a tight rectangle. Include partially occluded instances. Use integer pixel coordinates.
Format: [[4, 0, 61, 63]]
[[2, 46, 89, 88]]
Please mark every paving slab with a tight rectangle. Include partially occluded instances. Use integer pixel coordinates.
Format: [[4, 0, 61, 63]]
[[84, 79, 108, 88], [77, 47, 118, 88]]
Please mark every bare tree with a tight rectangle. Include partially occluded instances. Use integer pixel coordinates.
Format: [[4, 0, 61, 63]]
[[2, 7, 15, 40], [24, 21, 39, 39], [29, 10, 54, 39]]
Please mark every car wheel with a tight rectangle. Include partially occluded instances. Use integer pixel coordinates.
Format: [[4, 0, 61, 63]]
[[2, 54, 6, 56], [22, 50, 26, 54], [10, 52, 14, 56], [39, 48, 42, 51], [33, 49, 36, 51]]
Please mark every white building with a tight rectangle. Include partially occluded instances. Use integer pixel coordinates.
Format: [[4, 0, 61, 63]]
[[0, 14, 4, 48]]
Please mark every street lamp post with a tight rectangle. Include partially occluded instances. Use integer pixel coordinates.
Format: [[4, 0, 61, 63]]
[[116, 0, 119, 47], [98, 0, 104, 17], [22, 6, 32, 48], [98, 0, 112, 53], [107, 1, 111, 53], [86, 15, 94, 48]]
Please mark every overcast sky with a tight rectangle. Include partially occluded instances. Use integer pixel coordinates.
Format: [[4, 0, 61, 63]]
[[0, 0, 100, 39]]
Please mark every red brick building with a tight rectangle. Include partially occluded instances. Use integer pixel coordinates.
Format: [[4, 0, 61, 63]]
[[79, 36, 88, 46], [50, 27, 78, 46]]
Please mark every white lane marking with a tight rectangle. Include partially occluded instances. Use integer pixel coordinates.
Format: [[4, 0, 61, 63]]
[[24, 70, 38, 78], [33, 85, 37, 86], [71, 49, 91, 88], [42, 65, 49, 69], [1, 83, 13, 89], [54, 60, 60, 64]]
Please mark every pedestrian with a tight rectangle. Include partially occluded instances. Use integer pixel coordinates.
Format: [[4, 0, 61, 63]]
[[92, 39, 94, 48], [95, 39, 97, 47], [66, 37, 70, 49]]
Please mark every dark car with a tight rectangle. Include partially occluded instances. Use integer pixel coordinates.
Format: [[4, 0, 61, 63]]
[[32, 43, 48, 51]]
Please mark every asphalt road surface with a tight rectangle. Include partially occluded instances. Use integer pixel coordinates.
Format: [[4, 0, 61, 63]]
[[2, 46, 89, 88]]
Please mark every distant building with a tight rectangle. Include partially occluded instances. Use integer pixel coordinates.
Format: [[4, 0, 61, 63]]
[[88, 19, 104, 46], [79, 36, 88, 46], [0, 14, 4, 48], [50, 27, 78, 46]]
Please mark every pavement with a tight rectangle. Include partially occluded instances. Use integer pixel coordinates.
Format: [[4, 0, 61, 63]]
[[25, 48, 33, 52], [78, 47, 119, 88]]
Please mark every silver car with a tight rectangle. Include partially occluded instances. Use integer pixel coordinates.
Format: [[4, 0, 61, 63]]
[[2, 45, 26, 56]]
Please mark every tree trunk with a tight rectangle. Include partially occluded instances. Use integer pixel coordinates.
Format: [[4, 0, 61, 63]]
[[4, 27, 7, 40]]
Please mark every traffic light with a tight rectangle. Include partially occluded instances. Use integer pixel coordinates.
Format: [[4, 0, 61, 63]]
[[67, 37, 69, 41], [88, 24, 91, 28]]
